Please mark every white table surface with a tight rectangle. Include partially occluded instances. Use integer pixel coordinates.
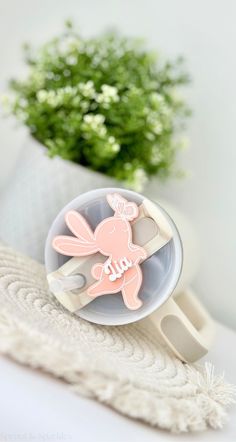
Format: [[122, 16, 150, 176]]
[[0, 322, 235, 442]]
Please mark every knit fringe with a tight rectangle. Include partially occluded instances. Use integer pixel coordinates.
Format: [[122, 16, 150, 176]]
[[0, 309, 235, 433]]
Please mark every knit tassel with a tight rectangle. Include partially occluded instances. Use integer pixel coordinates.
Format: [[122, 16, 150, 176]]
[[0, 309, 235, 433]]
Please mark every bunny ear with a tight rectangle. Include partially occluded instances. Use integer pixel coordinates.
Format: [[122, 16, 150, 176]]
[[52, 235, 98, 256], [52, 210, 98, 257], [107, 193, 127, 214], [107, 193, 139, 221], [65, 210, 94, 244]]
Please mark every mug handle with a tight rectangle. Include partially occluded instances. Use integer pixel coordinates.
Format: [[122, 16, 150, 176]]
[[149, 288, 215, 363]]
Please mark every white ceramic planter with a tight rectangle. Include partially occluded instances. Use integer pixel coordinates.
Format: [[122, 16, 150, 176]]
[[0, 137, 118, 262], [0, 136, 199, 296]]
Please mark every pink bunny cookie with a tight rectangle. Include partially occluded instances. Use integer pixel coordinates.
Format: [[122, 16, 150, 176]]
[[52, 193, 147, 310]]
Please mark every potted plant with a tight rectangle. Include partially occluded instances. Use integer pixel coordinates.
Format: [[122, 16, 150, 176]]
[[0, 22, 190, 262]]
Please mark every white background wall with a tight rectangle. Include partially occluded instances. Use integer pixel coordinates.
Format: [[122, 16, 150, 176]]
[[0, 0, 235, 329]]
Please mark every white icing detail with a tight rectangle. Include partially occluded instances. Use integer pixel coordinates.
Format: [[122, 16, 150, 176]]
[[104, 257, 133, 282]]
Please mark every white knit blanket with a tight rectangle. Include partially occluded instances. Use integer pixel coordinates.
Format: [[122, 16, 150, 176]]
[[0, 244, 234, 433]]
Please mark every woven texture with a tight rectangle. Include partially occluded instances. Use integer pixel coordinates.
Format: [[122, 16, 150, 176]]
[[0, 138, 116, 262], [0, 244, 234, 433]]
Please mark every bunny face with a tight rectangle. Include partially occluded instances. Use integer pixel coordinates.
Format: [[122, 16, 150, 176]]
[[95, 217, 131, 257]]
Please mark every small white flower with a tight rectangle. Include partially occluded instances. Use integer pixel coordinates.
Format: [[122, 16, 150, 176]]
[[96, 84, 119, 105], [111, 143, 120, 153], [83, 114, 93, 124], [66, 55, 77, 66], [145, 131, 155, 141], [147, 112, 158, 125], [150, 92, 164, 105], [92, 56, 102, 66], [36, 90, 48, 103], [31, 71, 45, 88], [151, 146, 162, 165], [83, 114, 106, 136], [46, 71, 54, 80], [101, 85, 118, 96], [98, 126, 107, 136], [160, 104, 171, 117], [94, 114, 105, 124], [57, 36, 80, 55], [63, 86, 72, 94], [152, 121, 163, 135], [80, 101, 89, 111], [63, 69, 71, 77], [72, 96, 81, 106], [107, 135, 120, 152], [78, 81, 96, 99], [43, 89, 68, 108], [147, 112, 163, 135]]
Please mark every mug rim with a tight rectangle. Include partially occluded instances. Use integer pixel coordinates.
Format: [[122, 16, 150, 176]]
[[45, 187, 183, 325]]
